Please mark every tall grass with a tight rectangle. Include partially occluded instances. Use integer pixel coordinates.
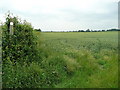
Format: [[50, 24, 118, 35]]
[[3, 31, 118, 88]]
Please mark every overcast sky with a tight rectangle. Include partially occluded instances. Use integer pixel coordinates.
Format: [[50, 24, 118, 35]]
[[0, 0, 119, 31]]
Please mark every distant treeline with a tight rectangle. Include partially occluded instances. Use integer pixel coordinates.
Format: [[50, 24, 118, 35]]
[[34, 29, 41, 32], [34, 28, 120, 32], [73, 29, 120, 32]]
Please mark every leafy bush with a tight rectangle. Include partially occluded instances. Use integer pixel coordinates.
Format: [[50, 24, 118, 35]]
[[2, 12, 39, 64]]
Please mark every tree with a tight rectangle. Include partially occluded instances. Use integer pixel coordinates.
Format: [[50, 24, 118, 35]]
[[86, 29, 90, 32], [78, 30, 84, 32], [34, 28, 41, 32]]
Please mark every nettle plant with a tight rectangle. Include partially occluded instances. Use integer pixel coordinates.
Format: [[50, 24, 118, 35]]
[[2, 12, 38, 64]]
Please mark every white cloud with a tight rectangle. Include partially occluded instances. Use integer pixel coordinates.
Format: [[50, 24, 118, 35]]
[[0, 0, 119, 30]]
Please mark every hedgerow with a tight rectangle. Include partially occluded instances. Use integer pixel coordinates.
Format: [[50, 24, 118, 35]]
[[2, 12, 65, 88], [2, 12, 39, 64]]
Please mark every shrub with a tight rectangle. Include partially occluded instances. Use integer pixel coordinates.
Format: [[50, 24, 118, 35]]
[[2, 12, 41, 88], [2, 12, 39, 64]]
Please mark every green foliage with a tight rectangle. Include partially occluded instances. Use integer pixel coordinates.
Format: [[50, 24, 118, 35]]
[[2, 13, 42, 88], [2, 13, 39, 64]]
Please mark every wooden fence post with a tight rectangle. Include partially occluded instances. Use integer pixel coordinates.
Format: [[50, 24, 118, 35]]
[[10, 22, 13, 35]]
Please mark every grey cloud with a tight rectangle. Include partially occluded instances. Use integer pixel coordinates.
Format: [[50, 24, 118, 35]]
[[0, 0, 118, 30]]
